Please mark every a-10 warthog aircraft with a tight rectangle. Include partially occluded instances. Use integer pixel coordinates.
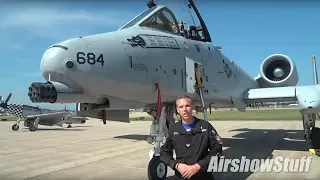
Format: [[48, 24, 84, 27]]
[[26, 0, 320, 179]]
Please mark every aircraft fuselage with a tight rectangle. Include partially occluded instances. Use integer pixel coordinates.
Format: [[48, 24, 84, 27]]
[[34, 27, 260, 109]]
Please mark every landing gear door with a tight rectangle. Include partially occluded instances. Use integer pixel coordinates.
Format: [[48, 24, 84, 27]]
[[185, 57, 195, 93]]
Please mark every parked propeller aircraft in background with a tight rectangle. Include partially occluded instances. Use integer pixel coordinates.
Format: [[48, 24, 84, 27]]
[[0, 92, 88, 132], [25, 0, 320, 179]]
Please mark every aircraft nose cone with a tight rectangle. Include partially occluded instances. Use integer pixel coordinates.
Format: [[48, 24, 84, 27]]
[[40, 46, 67, 80], [297, 86, 320, 113]]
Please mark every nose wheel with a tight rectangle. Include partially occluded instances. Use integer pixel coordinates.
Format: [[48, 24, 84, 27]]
[[12, 124, 19, 131], [148, 155, 167, 180]]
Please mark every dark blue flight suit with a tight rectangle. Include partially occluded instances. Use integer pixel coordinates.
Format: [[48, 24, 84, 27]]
[[160, 117, 223, 180]]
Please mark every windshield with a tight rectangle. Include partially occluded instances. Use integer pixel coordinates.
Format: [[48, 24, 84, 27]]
[[120, 6, 157, 29], [139, 7, 180, 35]]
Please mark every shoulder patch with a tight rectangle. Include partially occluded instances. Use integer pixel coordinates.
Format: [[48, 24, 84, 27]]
[[211, 129, 223, 145]]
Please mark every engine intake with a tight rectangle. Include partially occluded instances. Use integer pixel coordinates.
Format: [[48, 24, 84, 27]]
[[256, 54, 298, 88]]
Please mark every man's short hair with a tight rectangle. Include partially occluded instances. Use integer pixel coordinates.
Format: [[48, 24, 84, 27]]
[[175, 95, 192, 105]]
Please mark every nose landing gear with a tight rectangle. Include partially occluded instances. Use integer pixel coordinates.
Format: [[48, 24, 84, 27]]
[[303, 114, 320, 155], [147, 106, 170, 180]]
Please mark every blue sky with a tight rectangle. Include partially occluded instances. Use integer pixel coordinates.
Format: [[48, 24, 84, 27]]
[[0, 0, 319, 110]]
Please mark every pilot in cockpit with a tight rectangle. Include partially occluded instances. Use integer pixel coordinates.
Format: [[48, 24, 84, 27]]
[[178, 21, 188, 39], [147, 0, 156, 8], [188, 25, 201, 41]]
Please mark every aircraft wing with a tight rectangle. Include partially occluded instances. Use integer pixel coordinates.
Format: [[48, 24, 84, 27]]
[[243, 85, 320, 113], [26, 111, 72, 120], [243, 86, 297, 103]]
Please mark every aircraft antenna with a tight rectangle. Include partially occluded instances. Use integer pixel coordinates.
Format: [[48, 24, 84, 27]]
[[312, 55, 318, 84], [184, 0, 197, 26]]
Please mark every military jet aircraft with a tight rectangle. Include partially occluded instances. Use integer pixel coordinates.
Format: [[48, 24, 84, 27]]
[[26, 0, 320, 179], [0, 92, 88, 131]]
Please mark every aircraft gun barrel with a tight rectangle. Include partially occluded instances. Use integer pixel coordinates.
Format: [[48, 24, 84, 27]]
[[28, 82, 57, 103], [28, 81, 96, 104]]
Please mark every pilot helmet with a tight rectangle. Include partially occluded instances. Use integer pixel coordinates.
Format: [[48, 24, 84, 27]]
[[178, 21, 185, 29], [178, 20, 185, 25]]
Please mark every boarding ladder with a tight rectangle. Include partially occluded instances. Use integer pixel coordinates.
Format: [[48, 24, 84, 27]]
[[194, 64, 209, 121]]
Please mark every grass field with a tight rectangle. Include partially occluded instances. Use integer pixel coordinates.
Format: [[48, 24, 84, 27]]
[[194, 108, 301, 120], [0, 108, 303, 122], [0, 116, 17, 121], [130, 108, 302, 121]]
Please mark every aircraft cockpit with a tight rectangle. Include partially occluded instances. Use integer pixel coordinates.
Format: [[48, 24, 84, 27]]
[[119, 5, 181, 36], [139, 7, 181, 35], [119, 0, 211, 42]]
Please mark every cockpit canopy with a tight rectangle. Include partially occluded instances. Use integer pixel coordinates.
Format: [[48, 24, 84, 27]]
[[119, 5, 180, 35]]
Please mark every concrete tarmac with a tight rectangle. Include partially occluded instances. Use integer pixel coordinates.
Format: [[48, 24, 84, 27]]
[[0, 119, 319, 180]]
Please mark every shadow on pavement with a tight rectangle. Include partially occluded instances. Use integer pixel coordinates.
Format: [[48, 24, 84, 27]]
[[114, 127, 309, 180]]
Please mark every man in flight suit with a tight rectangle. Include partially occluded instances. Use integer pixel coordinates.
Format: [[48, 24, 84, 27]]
[[160, 95, 223, 180]]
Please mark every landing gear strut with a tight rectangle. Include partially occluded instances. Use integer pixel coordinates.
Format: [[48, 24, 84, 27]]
[[12, 117, 21, 131], [102, 110, 107, 125], [146, 82, 176, 180], [147, 106, 173, 180], [303, 114, 320, 153]]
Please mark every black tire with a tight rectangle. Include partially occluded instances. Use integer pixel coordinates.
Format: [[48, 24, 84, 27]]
[[148, 156, 167, 180], [24, 120, 32, 127], [12, 124, 19, 131], [310, 127, 320, 149], [29, 126, 37, 132]]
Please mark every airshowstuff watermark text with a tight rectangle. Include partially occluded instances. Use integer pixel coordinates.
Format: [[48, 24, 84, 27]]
[[207, 156, 312, 173]]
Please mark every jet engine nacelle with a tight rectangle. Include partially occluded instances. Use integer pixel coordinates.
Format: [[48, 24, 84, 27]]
[[255, 54, 299, 88]]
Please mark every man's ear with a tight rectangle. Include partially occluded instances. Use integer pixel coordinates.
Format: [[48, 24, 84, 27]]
[[174, 105, 181, 116], [174, 105, 180, 117]]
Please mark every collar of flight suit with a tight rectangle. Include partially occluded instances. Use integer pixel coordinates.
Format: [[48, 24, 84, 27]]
[[176, 116, 203, 135]]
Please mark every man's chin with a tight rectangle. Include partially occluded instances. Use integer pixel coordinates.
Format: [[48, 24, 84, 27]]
[[182, 115, 191, 119]]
